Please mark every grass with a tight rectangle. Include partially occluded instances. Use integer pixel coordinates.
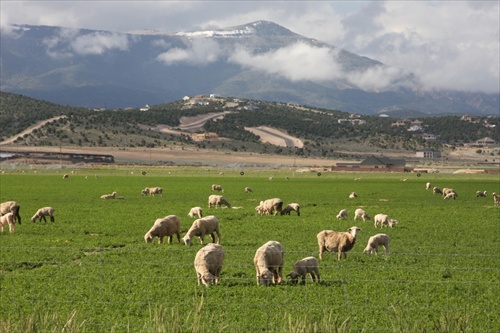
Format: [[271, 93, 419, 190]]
[[0, 167, 499, 332]]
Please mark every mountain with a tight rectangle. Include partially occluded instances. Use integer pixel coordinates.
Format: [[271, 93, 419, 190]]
[[1, 21, 498, 116]]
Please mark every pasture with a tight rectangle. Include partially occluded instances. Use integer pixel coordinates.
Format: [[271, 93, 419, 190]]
[[0, 167, 499, 332]]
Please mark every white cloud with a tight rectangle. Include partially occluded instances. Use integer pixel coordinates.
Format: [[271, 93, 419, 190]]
[[156, 39, 221, 65], [71, 32, 130, 55]]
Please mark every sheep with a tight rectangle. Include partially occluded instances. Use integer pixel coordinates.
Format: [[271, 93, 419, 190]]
[[374, 214, 398, 228], [253, 241, 284, 286], [259, 198, 283, 216], [255, 203, 270, 216], [211, 184, 224, 192], [433, 187, 442, 195], [443, 191, 458, 200], [101, 191, 117, 199], [208, 195, 231, 209], [144, 215, 180, 244], [31, 207, 55, 223], [317, 226, 361, 261], [244, 187, 253, 193], [182, 215, 221, 246], [426, 182, 431, 190], [188, 206, 203, 219], [147, 187, 163, 196], [476, 191, 487, 197], [0, 212, 15, 233], [349, 192, 358, 199], [141, 188, 149, 196], [442, 188, 456, 198], [281, 203, 300, 216], [287, 256, 320, 284], [194, 243, 224, 287], [63, 174, 69, 179], [363, 233, 390, 255], [336, 209, 348, 220], [354, 208, 370, 221], [493, 193, 500, 206], [0, 201, 21, 224]]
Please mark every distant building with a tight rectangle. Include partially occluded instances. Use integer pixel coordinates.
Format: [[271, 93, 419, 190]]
[[139, 104, 150, 111], [416, 149, 441, 159], [332, 156, 406, 172], [475, 137, 496, 146]]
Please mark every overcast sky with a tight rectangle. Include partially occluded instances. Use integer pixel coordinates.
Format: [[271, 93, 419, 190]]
[[1, 1, 499, 94]]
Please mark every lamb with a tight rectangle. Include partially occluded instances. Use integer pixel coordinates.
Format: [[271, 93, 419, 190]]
[[349, 192, 358, 199], [144, 215, 181, 244], [493, 193, 500, 206], [287, 256, 320, 284], [188, 206, 203, 219], [100, 191, 117, 199], [281, 203, 300, 216], [374, 213, 398, 228], [255, 203, 270, 216], [363, 233, 390, 255], [0, 201, 21, 224], [259, 198, 283, 216], [317, 226, 361, 261], [253, 241, 284, 286], [443, 191, 458, 200], [426, 182, 431, 190], [208, 195, 231, 209], [31, 207, 55, 223], [336, 209, 348, 220], [211, 184, 224, 192], [142, 187, 163, 196], [354, 208, 370, 221], [194, 243, 224, 287], [433, 187, 442, 195], [244, 187, 253, 193], [0, 212, 16, 233], [182, 215, 221, 246], [476, 191, 487, 197]]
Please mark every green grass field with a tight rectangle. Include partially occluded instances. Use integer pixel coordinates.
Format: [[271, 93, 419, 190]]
[[0, 167, 499, 332]]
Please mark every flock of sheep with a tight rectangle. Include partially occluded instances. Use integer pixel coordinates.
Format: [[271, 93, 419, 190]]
[[0, 201, 55, 233]]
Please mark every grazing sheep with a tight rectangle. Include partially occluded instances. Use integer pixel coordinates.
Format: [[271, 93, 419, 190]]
[[354, 208, 370, 221], [100, 191, 117, 199], [194, 243, 224, 287], [0, 212, 16, 233], [336, 209, 348, 220], [0, 201, 21, 224], [146, 187, 163, 196], [442, 188, 456, 198], [208, 195, 231, 209], [63, 174, 69, 179], [443, 191, 458, 200], [374, 214, 398, 228], [259, 198, 283, 216], [281, 203, 300, 216], [268, 176, 273, 181], [349, 192, 358, 199], [211, 184, 224, 192], [244, 187, 253, 193], [31, 207, 55, 223], [253, 241, 284, 286], [476, 191, 487, 197], [363, 233, 390, 255], [182, 215, 221, 246], [144, 215, 181, 244], [317, 227, 361, 261], [255, 203, 270, 216], [188, 206, 203, 219], [287, 256, 320, 284], [493, 193, 500, 206], [433, 187, 442, 195], [426, 182, 431, 190]]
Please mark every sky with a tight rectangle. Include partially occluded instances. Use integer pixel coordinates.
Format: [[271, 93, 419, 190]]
[[1, 0, 499, 94]]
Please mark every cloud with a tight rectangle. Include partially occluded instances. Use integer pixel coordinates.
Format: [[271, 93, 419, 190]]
[[156, 39, 222, 65]]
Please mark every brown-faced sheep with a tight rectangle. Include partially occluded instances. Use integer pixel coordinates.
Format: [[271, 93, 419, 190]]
[[144, 215, 181, 244], [0, 212, 16, 233], [354, 208, 370, 221], [374, 214, 398, 228], [336, 209, 348, 220], [211, 184, 224, 192], [194, 243, 224, 287], [287, 256, 320, 284], [208, 195, 231, 209], [182, 215, 221, 246], [363, 233, 390, 255], [31, 207, 55, 223], [281, 203, 300, 216], [188, 206, 203, 219], [253, 241, 284, 286], [100, 192, 117, 199], [0, 201, 21, 225], [317, 226, 362, 261], [259, 198, 283, 216]]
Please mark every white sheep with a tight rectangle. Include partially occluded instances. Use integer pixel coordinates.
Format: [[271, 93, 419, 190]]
[[336, 209, 348, 220], [349, 192, 358, 199], [317, 226, 362, 261], [146, 187, 163, 196], [281, 203, 300, 216], [374, 213, 398, 228], [476, 191, 487, 197], [208, 195, 231, 209], [255, 203, 270, 216], [443, 191, 458, 200], [253, 241, 284, 286], [31, 207, 55, 223], [426, 182, 431, 190], [100, 191, 117, 199], [442, 188, 456, 198], [493, 192, 500, 206], [433, 187, 443, 195], [0, 212, 16, 233], [259, 198, 283, 216], [354, 208, 370, 221], [363, 233, 390, 255], [0, 201, 22, 224], [287, 256, 320, 284], [182, 215, 221, 246], [211, 184, 224, 192], [194, 243, 224, 287], [244, 187, 253, 193], [188, 206, 203, 219], [144, 215, 181, 244]]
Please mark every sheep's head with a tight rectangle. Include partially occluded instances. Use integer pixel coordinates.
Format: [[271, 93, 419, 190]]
[[144, 234, 154, 243], [388, 219, 398, 228], [258, 270, 274, 286], [182, 235, 192, 246], [348, 227, 362, 238], [363, 245, 374, 254], [287, 272, 301, 284], [201, 273, 215, 287]]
